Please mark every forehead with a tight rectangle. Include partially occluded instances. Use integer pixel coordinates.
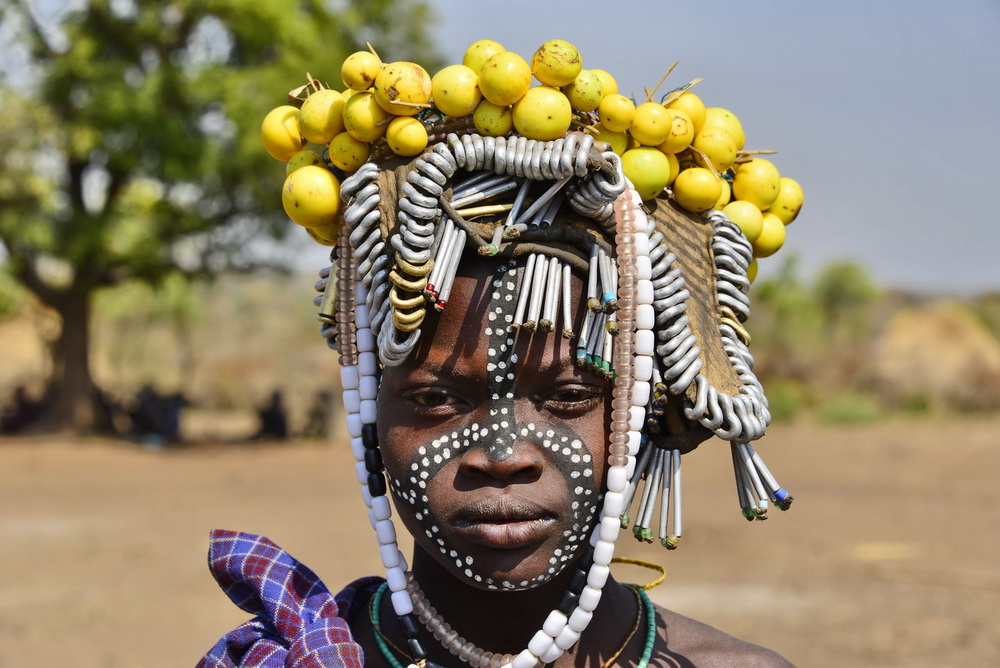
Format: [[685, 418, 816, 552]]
[[393, 258, 590, 381]]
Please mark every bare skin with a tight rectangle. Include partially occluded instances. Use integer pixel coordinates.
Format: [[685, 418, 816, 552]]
[[355, 260, 793, 667]]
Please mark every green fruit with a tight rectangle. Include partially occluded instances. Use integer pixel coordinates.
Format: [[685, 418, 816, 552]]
[[473, 99, 514, 137], [562, 70, 603, 112], [531, 39, 582, 87], [343, 91, 389, 142], [462, 39, 505, 74], [722, 200, 764, 243], [692, 127, 737, 173], [622, 147, 672, 201]]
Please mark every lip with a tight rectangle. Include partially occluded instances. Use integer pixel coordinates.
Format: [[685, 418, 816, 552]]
[[451, 497, 557, 550]]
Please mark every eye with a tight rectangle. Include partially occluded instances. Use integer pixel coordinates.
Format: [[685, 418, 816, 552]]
[[537, 384, 604, 417], [402, 387, 465, 417]]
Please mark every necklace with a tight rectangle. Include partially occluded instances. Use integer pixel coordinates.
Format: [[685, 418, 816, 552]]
[[369, 581, 656, 668]]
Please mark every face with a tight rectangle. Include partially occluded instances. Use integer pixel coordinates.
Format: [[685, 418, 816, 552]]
[[377, 259, 609, 591]]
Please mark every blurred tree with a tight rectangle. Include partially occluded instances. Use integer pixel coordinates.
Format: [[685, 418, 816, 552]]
[[0, 0, 439, 432], [813, 260, 879, 342]]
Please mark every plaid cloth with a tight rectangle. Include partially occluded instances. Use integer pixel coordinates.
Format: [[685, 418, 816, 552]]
[[197, 529, 383, 667]]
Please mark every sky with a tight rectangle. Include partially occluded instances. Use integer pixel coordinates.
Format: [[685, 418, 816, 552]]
[[393, 0, 1000, 295]]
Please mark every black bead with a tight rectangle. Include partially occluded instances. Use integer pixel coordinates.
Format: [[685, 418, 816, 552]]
[[362, 423, 379, 449], [425, 662, 446, 668], [364, 447, 384, 473], [568, 567, 588, 594], [367, 471, 387, 496], [557, 590, 579, 615], [398, 613, 419, 638], [407, 637, 428, 660], [578, 545, 595, 567]]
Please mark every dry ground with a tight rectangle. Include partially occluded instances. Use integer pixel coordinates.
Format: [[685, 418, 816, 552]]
[[2, 415, 999, 667]]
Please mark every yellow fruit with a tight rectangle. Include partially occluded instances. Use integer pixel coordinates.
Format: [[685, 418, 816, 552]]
[[766, 177, 804, 224], [463, 39, 506, 74], [328, 132, 370, 172], [307, 222, 340, 246], [595, 123, 628, 155], [747, 258, 758, 284], [298, 89, 346, 145], [703, 107, 745, 150], [692, 127, 737, 173], [591, 69, 618, 96], [513, 86, 572, 141], [341, 51, 382, 91], [261, 105, 305, 161], [431, 64, 482, 117], [531, 39, 582, 87], [672, 167, 723, 213], [655, 108, 694, 154], [597, 93, 636, 133], [753, 213, 786, 257], [621, 147, 672, 201], [630, 102, 672, 146], [473, 99, 514, 137], [343, 91, 390, 142], [665, 92, 706, 134], [664, 152, 680, 185], [722, 200, 764, 243], [478, 51, 532, 106], [386, 116, 428, 156], [373, 61, 432, 116], [732, 157, 781, 210], [562, 70, 603, 112], [282, 165, 341, 228], [286, 148, 325, 175], [715, 178, 732, 209]]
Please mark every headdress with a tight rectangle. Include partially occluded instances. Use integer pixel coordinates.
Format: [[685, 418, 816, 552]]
[[262, 39, 802, 668]]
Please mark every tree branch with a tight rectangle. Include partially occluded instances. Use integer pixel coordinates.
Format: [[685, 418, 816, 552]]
[[13, 0, 60, 59]]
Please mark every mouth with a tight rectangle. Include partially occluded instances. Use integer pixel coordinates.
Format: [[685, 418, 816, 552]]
[[452, 497, 558, 550]]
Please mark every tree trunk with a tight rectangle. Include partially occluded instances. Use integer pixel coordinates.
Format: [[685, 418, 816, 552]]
[[43, 287, 96, 433]]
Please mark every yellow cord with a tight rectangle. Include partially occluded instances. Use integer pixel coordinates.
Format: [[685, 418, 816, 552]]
[[611, 557, 667, 590]]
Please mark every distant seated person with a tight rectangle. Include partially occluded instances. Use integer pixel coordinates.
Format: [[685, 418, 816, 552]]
[[301, 389, 333, 439], [254, 390, 288, 440]]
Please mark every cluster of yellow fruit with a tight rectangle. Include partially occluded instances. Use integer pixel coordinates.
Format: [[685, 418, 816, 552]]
[[260, 39, 803, 265]]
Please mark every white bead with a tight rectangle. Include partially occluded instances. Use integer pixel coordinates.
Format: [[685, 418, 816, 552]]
[[379, 544, 401, 569], [636, 278, 654, 305], [355, 461, 369, 485], [511, 648, 539, 668], [628, 406, 645, 431], [635, 329, 655, 356], [359, 375, 379, 401], [578, 585, 603, 612], [357, 327, 376, 353], [606, 466, 628, 493], [542, 610, 568, 637], [371, 495, 392, 521], [625, 455, 637, 480], [598, 515, 621, 542], [554, 624, 581, 650], [359, 399, 377, 423], [601, 491, 625, 518], [355, 304, 371, 328], [340, 366, 360, 390], [385, 565, 408, 592], [589, 524, 601, 547], [354, 282, 367, 304], [360, 484, 372, 508], [628, 432, 641, 455], [630, 380, 650, 407], [568, 607, 593, 633], [635, 303, 655, 330], [587, 563, 611, 589], [539, 642, 564, 665], [635, 255, 652, 280], [633, 354, 653, 382], [375, 519, 396, 545], [346, 413, 363, 438], [527, 629, 555, 658], [358, 352, 378, 376], [592, 539, 615, 568], [343, 390, 361, 414], [633, 231, 650, 255], [367, 508, 378, 530], [390, 589, 413, 616], [350, 436, 365, 461]]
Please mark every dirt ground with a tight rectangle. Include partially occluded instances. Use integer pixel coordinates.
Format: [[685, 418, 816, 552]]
[[2, 414, 999, 667]]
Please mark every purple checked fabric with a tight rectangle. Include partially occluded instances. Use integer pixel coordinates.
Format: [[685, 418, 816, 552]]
[[197, 529, 382, 667]]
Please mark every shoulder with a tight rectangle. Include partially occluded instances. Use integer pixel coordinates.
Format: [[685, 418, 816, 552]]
[[654, 605, 795, 667]]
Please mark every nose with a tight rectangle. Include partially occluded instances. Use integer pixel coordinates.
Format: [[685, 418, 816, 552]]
[[457, 423, 544, 483]]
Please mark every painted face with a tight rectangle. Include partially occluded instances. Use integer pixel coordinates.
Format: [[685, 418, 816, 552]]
[[377, 259, 610, 591]]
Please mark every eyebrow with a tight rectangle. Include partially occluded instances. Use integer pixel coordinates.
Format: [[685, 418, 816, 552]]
[[404, 361, 483, 383]]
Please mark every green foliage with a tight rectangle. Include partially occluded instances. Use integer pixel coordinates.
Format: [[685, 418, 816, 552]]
[[762, 378, 811, 422], [0, 271, 24, 319], [818, 392, 881, 425]]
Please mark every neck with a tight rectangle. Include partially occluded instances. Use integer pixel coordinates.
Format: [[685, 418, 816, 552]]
[[376, 547, 640, 667]]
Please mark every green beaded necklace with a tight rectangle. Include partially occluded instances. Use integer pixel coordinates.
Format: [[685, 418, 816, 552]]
[[368, 582, 656, 668]]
